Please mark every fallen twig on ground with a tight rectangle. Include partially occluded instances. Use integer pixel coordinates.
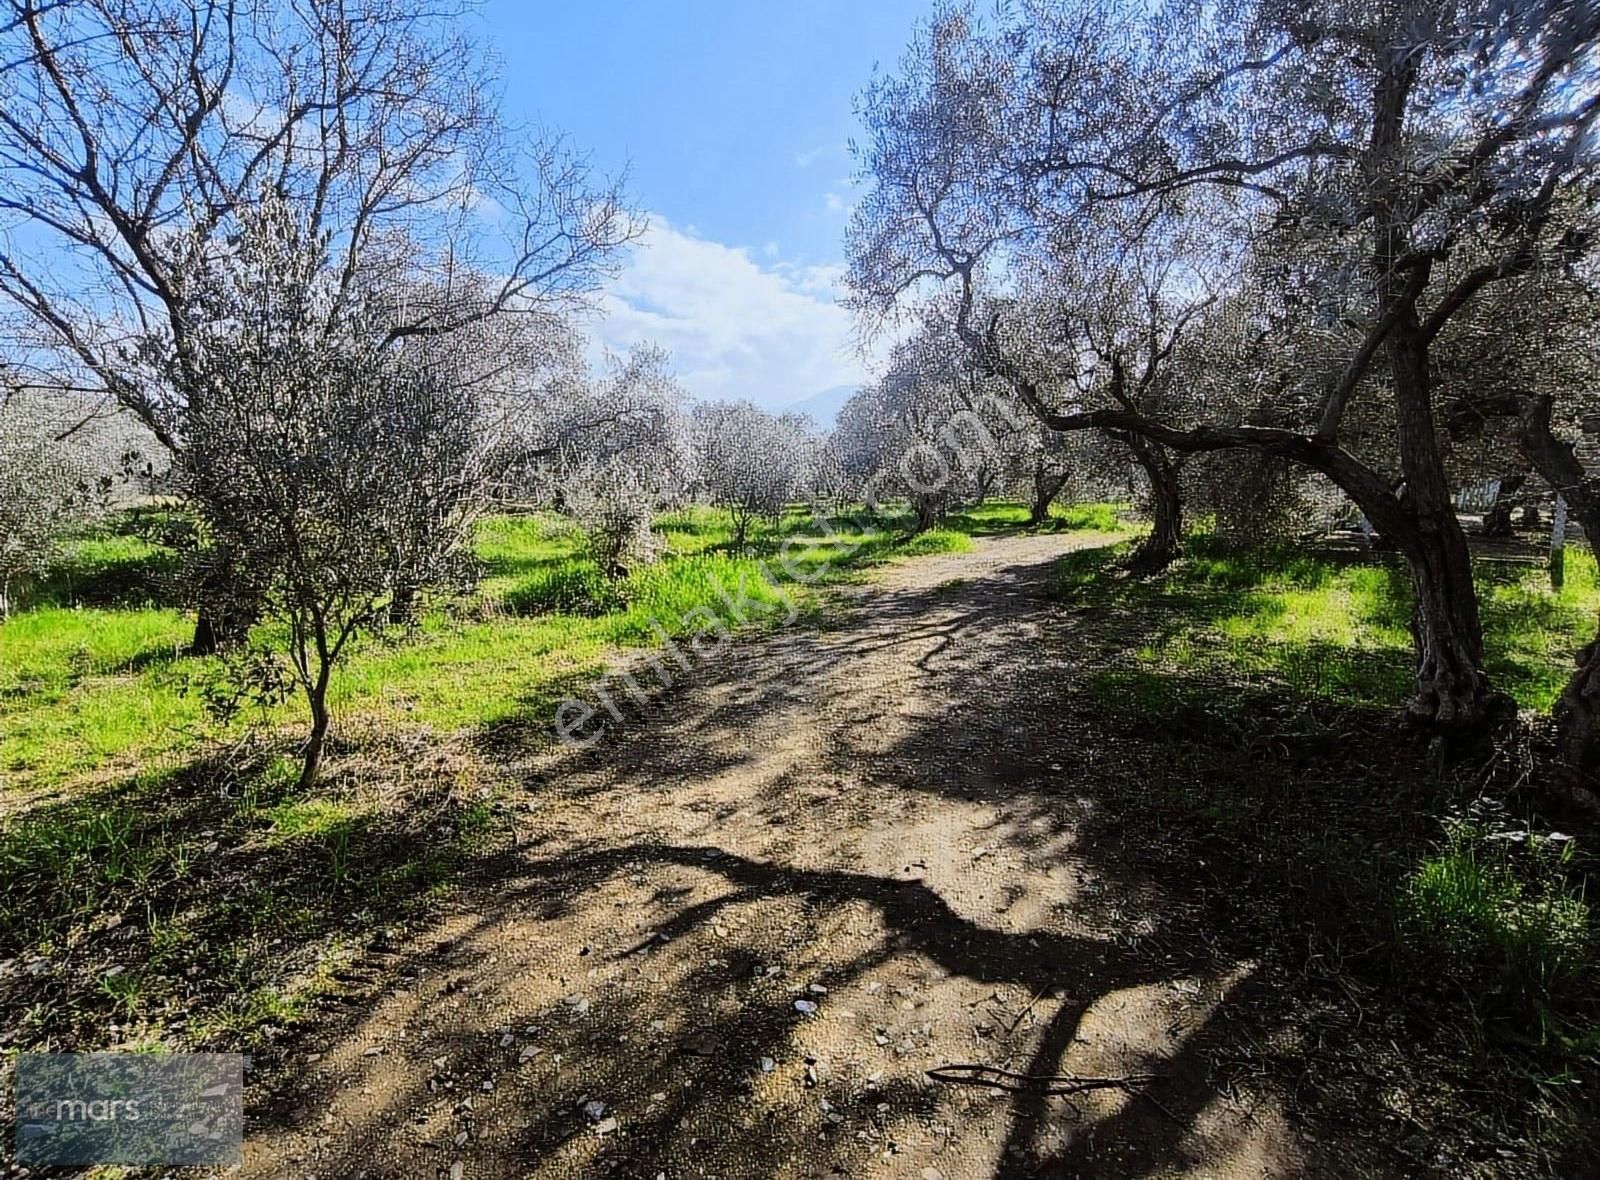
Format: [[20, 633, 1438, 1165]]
[[925, 1062, 1160, 1095], [927, 1063, 1189, 1127]]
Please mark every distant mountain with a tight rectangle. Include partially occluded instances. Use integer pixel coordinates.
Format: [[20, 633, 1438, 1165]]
[[784, 385, 856, 429]]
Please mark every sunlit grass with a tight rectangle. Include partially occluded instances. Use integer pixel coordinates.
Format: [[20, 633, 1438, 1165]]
[[11, 508, 1592, 794], [0, 607, 202, 782], [1, 502, 982, 792], [1479, 553, 1600, 708], [1052, 536, 1600, 710], [943, 498, 1130, 535]]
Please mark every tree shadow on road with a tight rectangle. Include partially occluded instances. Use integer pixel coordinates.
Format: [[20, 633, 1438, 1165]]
[[234, 537, 1591, 1179]]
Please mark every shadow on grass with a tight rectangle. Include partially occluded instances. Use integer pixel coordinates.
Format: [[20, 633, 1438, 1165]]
[[447, 534, 1591, 1176], [30, 539, 185, 612], [0, 743, 513, 1055]]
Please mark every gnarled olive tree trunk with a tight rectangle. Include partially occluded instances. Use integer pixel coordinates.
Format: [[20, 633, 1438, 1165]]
[[910, 489, 947, 534], [1482, 473, 1526, 538], [1386, 311, 1499, 732], [1124, 434, 1183, 574], [1387, 516, 1492, 727], [1557, 636, 1600, 772], [1028, 460, 1071, 527], [1513, 396, 1600, 770]]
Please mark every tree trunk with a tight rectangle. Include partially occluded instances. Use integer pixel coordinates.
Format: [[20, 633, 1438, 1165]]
[[1511, 396, 1600, 770], [299, 678, 332, 792], [1556, 638, 1600, 773], [1482, 502, 1513, 537], [191, 609, 220, 655], [1552, 491, 1600, 770], [1126, 438, 1181, 574], [1394, 519, 1495, 729], [910, 491, 945, 534], [1387, 310, 1496, 731], [1550, 494, 1567, 591], [1481, 473, 1524, 538], [388, 581, 418, 625], [189, 545, 260, 654], [1029, 462, 1069, 526], [190, 602, 258, 654]]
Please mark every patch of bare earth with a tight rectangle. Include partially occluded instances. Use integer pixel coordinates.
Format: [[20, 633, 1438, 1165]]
[[240, 533, 1333, 1179]]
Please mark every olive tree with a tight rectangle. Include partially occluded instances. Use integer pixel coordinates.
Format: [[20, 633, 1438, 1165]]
[[801, 432, 852, 512], [1445, 267, 1600, 767], [848, 0, 1600, 734], [834, 310, 1040, 531], [0, 0, 640, 649], [0, 389, 97, 617], [171, 197, 515, 789], [547, 347, 696, 577], [693, 401, 813, 548], [1003, 210, 1228, 567]]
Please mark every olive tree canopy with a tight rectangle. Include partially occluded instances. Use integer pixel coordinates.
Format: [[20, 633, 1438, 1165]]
[[847, 0, 1600, 733], [0, 0, 641, 450], [693, 400, 813, 548]]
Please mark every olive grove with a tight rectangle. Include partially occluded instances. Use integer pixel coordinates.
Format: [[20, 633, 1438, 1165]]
[[544, 345, 698, 577], [0, 0, 642, 785], [0, 0, 641, 657], [0, 389, 95, 619], [834, 309, 1086, 532], [847, 0, 1600, 744]]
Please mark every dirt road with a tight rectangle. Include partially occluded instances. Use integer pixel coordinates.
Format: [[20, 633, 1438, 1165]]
[[242, 532, 1313, 1179]]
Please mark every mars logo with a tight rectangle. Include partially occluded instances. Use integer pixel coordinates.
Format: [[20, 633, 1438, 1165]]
[[14, 1053, 242, 1166], [53, 1097, 143, 1121]]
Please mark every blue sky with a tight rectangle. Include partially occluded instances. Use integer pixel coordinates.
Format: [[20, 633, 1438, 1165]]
[[477, 0, 930, 410]]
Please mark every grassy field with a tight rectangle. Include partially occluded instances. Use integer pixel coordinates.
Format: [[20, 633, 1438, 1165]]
[[0, 501, 1036, 1056], [3, 502, 1595, 1172], [1, 504, 1012, 794], [1041, 532, 1600, 1166], [0, 500, 1130, 1043], [1050, 534, 1600, 711]]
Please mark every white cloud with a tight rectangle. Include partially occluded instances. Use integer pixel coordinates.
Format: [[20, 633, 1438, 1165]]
[[585, 216, 872, 411]]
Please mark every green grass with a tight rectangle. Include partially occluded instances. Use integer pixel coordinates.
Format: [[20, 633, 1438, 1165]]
[[10, 501, 1582, 794], [1401, 821, 1594, 1043], [1050, 535, 1600, 711], [0, 606, 204, 782], [0, 502, 984, 791], [943, 498, 1130, 535], [0, 499, 997, 1053], [1048, 531, 1600, 1129], [31, 521, 185, 610], [0, 752, 500, 1053], [1058, 656, 1600, 1162]]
